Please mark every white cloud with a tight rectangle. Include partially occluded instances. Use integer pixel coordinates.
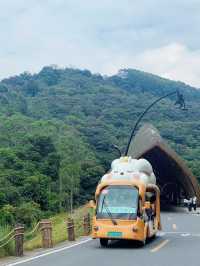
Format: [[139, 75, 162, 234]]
[[133, 43, 200, 88], [98, 43, 200, 88], [0, 1, 200, 87]]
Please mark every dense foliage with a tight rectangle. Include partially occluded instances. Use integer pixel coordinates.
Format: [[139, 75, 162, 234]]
[[0, 66, 200, 226]]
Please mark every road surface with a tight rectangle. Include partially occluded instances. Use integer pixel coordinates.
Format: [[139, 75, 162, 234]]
[[5, 211, 200, 266]]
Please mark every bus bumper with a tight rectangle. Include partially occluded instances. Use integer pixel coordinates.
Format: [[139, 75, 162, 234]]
[[92, 218, 146, 241]]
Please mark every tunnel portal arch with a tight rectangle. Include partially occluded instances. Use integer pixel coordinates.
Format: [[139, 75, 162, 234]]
[[128, 124, 200, 206]]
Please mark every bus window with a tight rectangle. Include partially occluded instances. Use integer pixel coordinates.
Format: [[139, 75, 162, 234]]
[[97, 185, 139, 220]]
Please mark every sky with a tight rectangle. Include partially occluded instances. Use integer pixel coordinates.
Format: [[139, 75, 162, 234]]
[[0, 0, 200, 87]]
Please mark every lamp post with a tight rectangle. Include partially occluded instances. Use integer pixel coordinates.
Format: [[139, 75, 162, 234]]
[[111, 144, 122, 157], [124, 90, 186, 156]]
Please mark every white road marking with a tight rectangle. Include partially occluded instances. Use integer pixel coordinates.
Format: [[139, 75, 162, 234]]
[[5, 238, 92, 266], [160, 231, 189, 234], [157, 232, 166, 236], [158, 231, 200, 237], [181, 233, 190, 237]]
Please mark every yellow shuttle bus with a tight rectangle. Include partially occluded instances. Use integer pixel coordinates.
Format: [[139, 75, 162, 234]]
[[90, 157, 161, 247]]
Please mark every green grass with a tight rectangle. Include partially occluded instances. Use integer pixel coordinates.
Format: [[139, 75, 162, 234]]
[[24, 205, 91, 251], [0, 226, 15, 258], [0, 205, 92, 258]]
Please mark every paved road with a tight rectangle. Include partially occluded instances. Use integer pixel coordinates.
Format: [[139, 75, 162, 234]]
[[5, 211, 200, 266]]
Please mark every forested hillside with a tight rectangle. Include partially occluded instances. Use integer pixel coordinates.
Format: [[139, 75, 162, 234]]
[[0, 66, 200, 226]]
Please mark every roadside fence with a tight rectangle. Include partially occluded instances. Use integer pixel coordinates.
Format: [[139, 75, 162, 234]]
[[0, 213, 91, 257]]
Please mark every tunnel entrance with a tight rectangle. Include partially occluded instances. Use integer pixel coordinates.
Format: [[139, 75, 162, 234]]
[[141, 146, 188, 207], [128, 124, 200, 208]]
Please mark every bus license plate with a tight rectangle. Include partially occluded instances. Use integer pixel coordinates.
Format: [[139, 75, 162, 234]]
[[107, 232, 122, 238]]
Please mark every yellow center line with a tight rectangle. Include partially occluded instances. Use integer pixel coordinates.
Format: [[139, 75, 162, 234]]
[[172, 223, 177, 230], [150, 239, 170, 253]]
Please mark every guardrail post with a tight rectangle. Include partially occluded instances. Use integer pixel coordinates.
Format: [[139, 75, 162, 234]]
[[14, 224, 24, 257], [40, 220, 53, 248], [67, 218, 75, 241], [83, 213, 91, 236]]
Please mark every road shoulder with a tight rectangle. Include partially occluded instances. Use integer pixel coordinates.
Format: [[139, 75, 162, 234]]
[[0, 236, 91, 266]]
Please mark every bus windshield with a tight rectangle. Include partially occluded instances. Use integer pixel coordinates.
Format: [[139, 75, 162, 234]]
[[97, 185, 138, 220]]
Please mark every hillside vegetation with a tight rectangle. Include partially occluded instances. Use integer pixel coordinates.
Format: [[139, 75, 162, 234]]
[[0, 66, 200, 228]]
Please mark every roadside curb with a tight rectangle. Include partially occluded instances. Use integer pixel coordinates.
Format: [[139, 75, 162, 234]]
[[1, 237, 91, 266]]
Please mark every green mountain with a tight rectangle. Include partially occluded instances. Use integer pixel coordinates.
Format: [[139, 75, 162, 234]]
[[0, 66, 199, 226]]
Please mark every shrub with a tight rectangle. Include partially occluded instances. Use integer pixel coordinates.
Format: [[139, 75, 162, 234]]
[[14, 202, 42, 228]]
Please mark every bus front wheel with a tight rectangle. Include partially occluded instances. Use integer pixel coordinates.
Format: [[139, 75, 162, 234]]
[[140, 239, 146, 246], [100, 238, 108, 247]]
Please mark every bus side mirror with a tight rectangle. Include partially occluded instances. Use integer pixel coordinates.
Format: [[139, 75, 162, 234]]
[[89, 200, 96, 209]]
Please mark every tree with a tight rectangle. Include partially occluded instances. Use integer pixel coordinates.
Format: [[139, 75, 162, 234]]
[[59, 163, 81, 213], [21, 175, 51, 210]]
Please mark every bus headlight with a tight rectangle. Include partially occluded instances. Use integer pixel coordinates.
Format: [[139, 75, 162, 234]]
[[93, 226, 99, 232], [132, 226, 138, 232]]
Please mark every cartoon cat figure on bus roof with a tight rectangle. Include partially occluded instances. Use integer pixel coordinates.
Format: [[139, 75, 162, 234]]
[[101, 156, 156, 185]]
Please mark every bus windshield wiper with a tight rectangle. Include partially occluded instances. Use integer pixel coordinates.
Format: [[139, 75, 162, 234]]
[[102, 196, 118, 225]]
